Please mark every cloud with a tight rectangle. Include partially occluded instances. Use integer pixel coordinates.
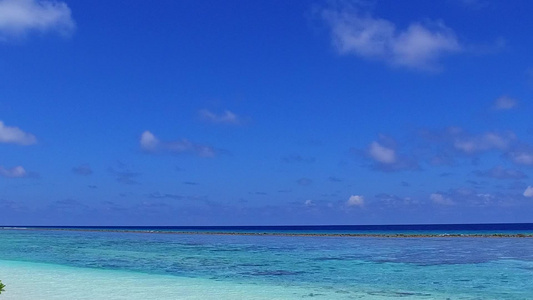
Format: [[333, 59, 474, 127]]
[[421, 127, 515, 157], [140, 131, 159, 152], [375, 193, 417, 206], [347, 195, 364, 207], [362, 128, 523, 171], [369, 141, 396, 164], [363, 138, 418, 171], [148, 192, 183, 200], [430, 193, 454, 205], [0, 121, 37, 145], [0, 0, 75, 40], [50, 198, 87, 210], [474, 166, 527, 180], [321, 2, 462, 70], [453, 131, 513, 154], [507, 148, 533, 166], [140, 130, 216, 157], [199, 109, 240, 125], [108, 165, 140, 185], [418, 127, 533, 168], [114, 172, 140, 185], [492, 96, 517, 110], [138, 201, 172, 210], [72, 164, 92, 176], [0, 165, 27, 178], [524, 186, 533, 198], [429, 188, 515, 207]]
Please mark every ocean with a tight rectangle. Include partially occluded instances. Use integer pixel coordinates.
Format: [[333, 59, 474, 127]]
[[1, 224, 532, 299]]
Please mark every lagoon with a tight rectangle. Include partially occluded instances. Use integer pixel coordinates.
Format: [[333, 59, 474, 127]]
[[1, 226, 532, 299]]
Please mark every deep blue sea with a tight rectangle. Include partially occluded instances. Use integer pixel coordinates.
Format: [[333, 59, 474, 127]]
[[13, 222, 533, 235], [1, 224, 533, 299]]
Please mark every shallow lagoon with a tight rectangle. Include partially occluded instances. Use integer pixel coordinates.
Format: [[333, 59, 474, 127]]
[[1, 229, 532, 299]]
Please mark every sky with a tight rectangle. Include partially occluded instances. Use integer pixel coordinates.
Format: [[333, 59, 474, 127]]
[[1, 0, 532, 226]]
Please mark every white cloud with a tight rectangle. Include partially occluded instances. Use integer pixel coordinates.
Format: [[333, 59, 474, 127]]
[[0, 165, 27, 178], [364, 138, 418, 171], [0, 121, 37, 145], [0, 0, 75, 40], [368, 141, 396, 164], [375, 193, 418, 206], [492, 96, 517, 110], [321, 4, 462, 70], [453, 131, 513, 154], [140, 130, 159, 152], [347, 195, 364, 207], [140, 130, 215, 157], [474, 166, 526, 180], [304, 199, 314, 207], [199, 109, 240, 125], [508, 150, 533, 166], [430, 193, 454, 205], [420, 127, 525, 166], [524, 186, 533, 198]]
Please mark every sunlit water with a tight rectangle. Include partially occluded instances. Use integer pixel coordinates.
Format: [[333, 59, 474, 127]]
[[1, 229, 532, 299]]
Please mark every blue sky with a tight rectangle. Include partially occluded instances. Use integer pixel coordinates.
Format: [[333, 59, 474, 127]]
[[1, 0, 532, 225]]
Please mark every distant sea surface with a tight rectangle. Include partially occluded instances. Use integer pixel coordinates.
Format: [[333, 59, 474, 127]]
[[1, 224, 533, 299], [7, 222, 533, 235]]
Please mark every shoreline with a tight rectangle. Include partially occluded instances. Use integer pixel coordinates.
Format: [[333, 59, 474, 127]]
[[2, 227, 533, 238], [0, 260, 334, 300], [1, 259, 472, 300]]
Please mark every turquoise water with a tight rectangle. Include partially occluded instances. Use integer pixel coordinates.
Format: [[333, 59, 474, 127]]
[[1, 229, 533, 299]]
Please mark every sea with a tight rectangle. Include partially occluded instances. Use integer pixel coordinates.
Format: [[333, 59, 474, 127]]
[[1, 224, 533, 299]]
